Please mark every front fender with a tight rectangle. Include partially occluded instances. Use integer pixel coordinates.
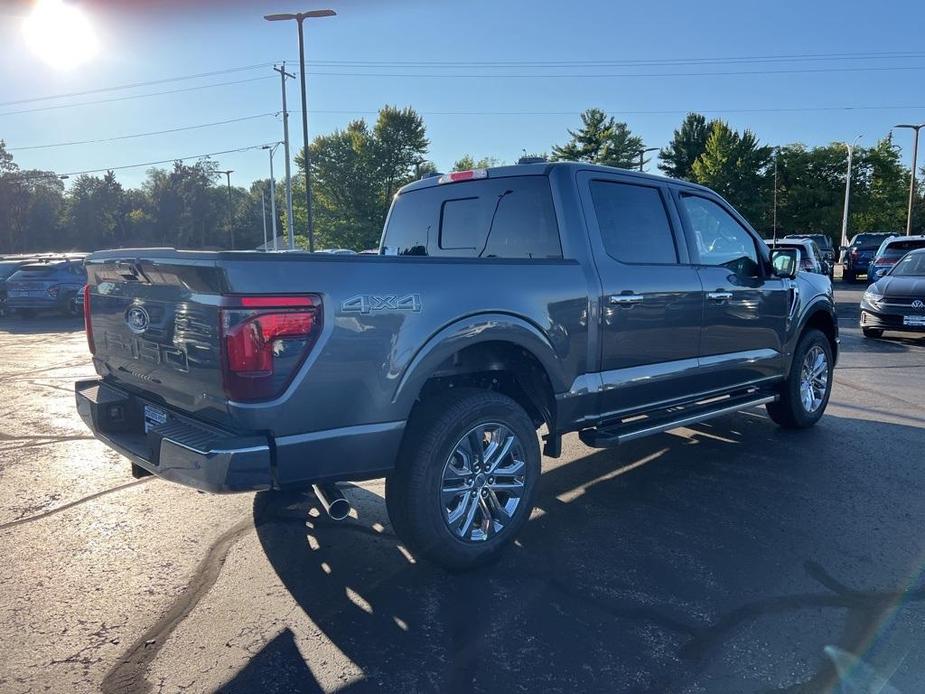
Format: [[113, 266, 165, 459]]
[[390, 312, 568, 418], [784, 282, 838, 376]]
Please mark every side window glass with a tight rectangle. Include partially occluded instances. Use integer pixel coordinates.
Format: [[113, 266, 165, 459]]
[[681, 195, 759, 277], [439, 198, 482, 250], [589, 181, 678, 264]]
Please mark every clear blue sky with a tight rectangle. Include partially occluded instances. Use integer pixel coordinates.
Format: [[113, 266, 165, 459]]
[[2, 0, 924, 190]]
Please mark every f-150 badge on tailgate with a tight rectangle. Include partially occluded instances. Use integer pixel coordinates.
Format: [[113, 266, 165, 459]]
[[341, 294, 422, 314]]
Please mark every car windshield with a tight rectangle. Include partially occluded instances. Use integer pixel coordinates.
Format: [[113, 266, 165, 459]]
[[890, 253, 925, 277]]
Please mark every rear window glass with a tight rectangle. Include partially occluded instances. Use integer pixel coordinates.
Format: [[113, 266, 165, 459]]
[[0, 262, 24, 279], [382, 176, 562, 259], [884, 240, 925, 255], [855, 234, 891, 249]]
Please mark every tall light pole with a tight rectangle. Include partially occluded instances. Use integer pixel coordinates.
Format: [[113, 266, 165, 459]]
[[636, 147, 658, 172], [217, 169, 235, 250], [265, 9, 336, 253], [895, 123, 924, 236], [273, 62, 296, 250], [261, 191, 268, 250], [262, 143, 282, 251], [772, 147, 780, 242], [840, 136, 862, 250]]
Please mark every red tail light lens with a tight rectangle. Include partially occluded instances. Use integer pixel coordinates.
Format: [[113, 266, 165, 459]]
[[83, 284, 95, 354], [220, 295, 322, 402]]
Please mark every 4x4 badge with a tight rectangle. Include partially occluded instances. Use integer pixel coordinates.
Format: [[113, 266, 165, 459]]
[[342, 294, 422, 314]]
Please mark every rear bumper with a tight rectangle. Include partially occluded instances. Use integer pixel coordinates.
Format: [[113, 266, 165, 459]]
[[76, 379, 272, 493], [75, 378, 405, 493]]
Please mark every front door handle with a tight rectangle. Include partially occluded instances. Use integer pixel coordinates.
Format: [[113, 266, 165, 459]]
[[707, 291, 733, 302], [609, 294, 644, 306]]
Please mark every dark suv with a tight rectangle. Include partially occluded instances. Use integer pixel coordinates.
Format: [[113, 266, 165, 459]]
[[0, 256, 40, 317], [842, 232, 894, 282]]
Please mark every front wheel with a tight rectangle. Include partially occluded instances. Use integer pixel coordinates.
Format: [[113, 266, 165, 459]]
[[766, 329, 833, 429], [386, 389, 540, 571]]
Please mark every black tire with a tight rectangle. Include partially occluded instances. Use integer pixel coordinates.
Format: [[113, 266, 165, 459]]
[[843, 269, 856, 283], [766, 329, 833, 429], [386, 388, 540, 571], [862, 327, 883, 338]]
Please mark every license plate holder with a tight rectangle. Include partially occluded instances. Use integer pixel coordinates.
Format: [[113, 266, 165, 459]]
[[144, 404, 169, 433], [903, 315, 925, 327]]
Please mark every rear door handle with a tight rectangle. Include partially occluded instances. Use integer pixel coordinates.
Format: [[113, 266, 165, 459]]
[[707, 291, 733, 302], [609, 294, 644, 306]]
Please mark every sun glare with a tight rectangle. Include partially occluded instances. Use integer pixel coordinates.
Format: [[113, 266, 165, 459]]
[[22, 0, 100, 71]]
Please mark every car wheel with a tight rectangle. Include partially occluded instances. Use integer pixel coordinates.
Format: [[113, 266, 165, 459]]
[[386, 388, 540, 571], [843, 270, 856, 283], [862, 328, 884, 338], [766, 329, 833, 429]]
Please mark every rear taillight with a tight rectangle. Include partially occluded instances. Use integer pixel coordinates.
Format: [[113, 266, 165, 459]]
[[220, 295, 322, 402], [83, 284, 95, 354]]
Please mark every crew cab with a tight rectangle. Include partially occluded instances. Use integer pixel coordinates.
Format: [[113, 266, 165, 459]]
[[76, 162, 838, 569]]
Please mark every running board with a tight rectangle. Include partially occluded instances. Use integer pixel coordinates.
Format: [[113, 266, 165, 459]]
[[578, 392, 778, 448]]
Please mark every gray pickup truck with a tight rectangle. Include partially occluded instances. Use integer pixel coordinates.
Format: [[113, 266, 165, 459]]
[[76, 162, 837, 569]]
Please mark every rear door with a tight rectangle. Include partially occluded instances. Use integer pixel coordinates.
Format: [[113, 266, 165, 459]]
[[577, 172, 703, 418], [675, 191, 789, 391]]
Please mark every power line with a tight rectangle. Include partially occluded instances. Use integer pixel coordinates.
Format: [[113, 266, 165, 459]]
[[0, 62, 279, 107], [6, 113, 277, 151], [7, 144, 275, 180], [0, 75, 276, 118]]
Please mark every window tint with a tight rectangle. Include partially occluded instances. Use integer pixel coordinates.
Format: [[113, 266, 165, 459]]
[[381, 176, 561, 259], [589, 181, 677, 264], [681, 195, 760, 276]]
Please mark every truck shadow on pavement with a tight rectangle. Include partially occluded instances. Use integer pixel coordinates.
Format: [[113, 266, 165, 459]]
[[0, 315, 83, 335], [224, 412, 925, 693]]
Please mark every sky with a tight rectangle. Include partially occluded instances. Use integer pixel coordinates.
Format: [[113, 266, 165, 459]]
[[1, 0, 925, 191]]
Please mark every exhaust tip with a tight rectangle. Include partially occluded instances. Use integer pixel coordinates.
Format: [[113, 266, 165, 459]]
[[312, 483, 352, 521]]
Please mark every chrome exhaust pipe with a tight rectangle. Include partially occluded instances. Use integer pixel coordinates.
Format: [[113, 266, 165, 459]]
[[312, 483, 351, 521]]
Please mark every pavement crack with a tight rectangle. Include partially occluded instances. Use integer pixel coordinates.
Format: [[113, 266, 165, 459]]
[[100, 495, 271, 694], [0, 478, 153, 532]]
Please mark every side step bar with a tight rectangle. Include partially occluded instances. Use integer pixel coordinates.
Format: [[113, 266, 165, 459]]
[[579, 391, 778, 448]]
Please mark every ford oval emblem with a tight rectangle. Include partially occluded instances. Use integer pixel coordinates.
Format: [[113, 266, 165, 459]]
[[126, 306, 150, 334], [913, 300, 925, 310]]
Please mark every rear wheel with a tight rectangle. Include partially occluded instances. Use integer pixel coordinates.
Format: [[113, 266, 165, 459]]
[[843, 269, 856, 283], [862, 327, 884, 338], [386, 389, 540, 571], [766, 329, 833, 429]]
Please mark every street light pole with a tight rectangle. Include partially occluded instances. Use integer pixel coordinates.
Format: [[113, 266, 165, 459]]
[[772, 148, 779, 242], [261, 191, 268, 251], [265, 9, 336, 253], [840, 136, 862, 250], [895, 123, 924, 236], [217, 169, 235, 249], [273, 62, 296, 250]]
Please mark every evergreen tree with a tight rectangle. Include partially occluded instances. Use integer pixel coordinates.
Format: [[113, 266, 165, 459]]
[[551, 108, 645, 169]]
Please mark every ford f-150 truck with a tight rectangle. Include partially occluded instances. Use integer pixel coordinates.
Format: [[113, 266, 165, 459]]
[[76, 162, 837, 569]]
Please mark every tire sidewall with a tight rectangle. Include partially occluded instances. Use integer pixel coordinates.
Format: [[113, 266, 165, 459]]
[[786, 330, 833, 427], [408, 392, 540, 568]]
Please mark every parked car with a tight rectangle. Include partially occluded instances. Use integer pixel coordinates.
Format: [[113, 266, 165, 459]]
[[785, 233, 837, 267], [860, 248, 925, 337], [0, 256, 40, 317], [767, 238, 830, 277], [5, 257, 87, 317], [842, 232, 894, 282], [867, 235, 925, 283], [76, 162, 838, 570]]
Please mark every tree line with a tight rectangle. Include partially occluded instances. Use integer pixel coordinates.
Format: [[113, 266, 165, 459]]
[[1, 106, 923, 254]]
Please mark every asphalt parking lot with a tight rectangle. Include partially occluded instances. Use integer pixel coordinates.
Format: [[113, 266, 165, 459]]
[[1, 281, 924, 693]]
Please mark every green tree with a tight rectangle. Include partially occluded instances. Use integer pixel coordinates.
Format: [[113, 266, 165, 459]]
[[372, 105, 430, 223], [659, 113, 716, 180], [65, 171, 127, 250], [853, 138, 909, 232], [551, 108, 645, 169], [452, 155, 502, 171], [692, 121, 773, 226]]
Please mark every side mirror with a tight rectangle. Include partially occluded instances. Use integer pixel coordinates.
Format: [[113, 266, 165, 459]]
[[770, 248, 798, 279]]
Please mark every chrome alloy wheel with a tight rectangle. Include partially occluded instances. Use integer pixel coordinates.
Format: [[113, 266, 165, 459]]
[[441, 422, 527, 542], [799, 345, 829, 413]]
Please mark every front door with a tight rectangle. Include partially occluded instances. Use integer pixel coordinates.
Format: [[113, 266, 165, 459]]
[[675, 192, 789, 392], [578, 172, 704, 419]]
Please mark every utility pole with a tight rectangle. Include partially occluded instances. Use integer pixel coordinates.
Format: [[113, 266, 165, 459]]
[[265, 9, 336, 253], [218, 169, 235, 250], [772, 148, 779, 242], [840, 136, 862, 250], [895, 123, 924, 236], [261, 191, 268, 250], [262, 143, 282, 251], [273, 63, 296, 250], [636, 147, 658, 172]]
